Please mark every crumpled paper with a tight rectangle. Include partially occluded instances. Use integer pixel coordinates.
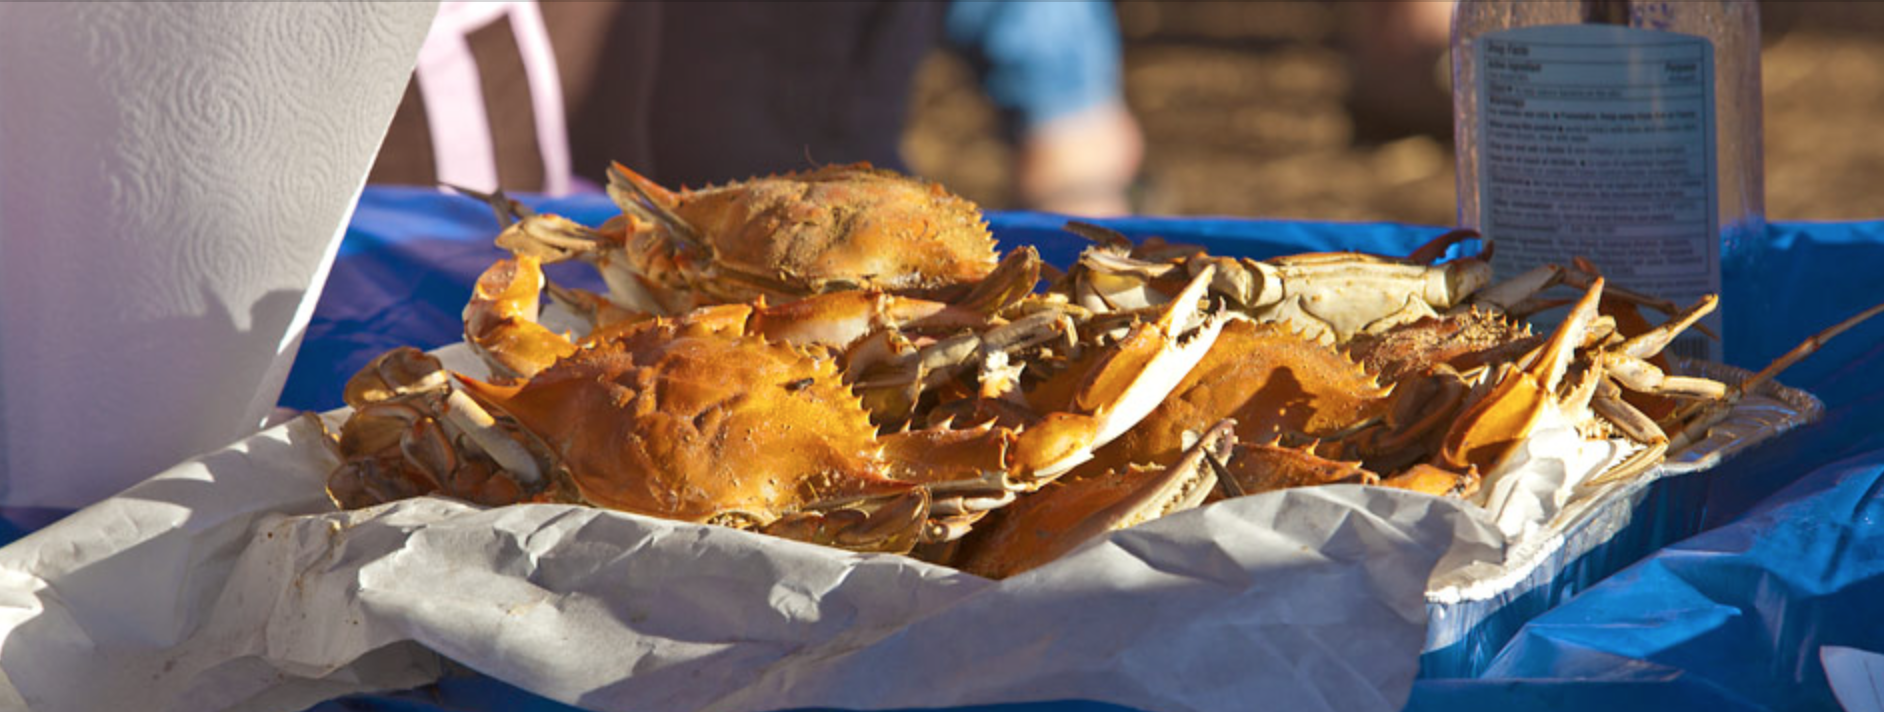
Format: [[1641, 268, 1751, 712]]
[[1475, 411, 1636, 542], [0, 407, 1510, 712]]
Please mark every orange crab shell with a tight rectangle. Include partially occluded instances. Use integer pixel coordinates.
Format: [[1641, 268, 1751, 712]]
[[952, 422, 1235, 579], [456, 316, 921, 526], [1342, 308, 1538, 385], [622, 162, 1002, 302], [954, 464, 1180, 579], [1209, 441, 1377, 498], [1085, 319, 1393, 475]]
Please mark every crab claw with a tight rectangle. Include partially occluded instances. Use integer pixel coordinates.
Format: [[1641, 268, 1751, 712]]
[[1438, 277, 1606, 484], [954, 421, 1237, 579], [1014, 265, 1228, 482], [463, 256, 580, 383]]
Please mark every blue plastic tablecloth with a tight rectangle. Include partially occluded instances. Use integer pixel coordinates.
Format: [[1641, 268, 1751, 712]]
[[30, 187, 1884, 711]]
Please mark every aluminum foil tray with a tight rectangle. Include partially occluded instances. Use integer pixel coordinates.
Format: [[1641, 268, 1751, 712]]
[[1420, 359, 1824, 677]]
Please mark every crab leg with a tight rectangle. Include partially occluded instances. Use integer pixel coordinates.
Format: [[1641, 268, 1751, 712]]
[[1603, 356, 1728, 401], [1591, 295, 1729, 400], [1612, 294, 1717, 359], [437, 388, 546, 488], [1074, 250, 1180, 312], [1339, 365, 1472, 471], [1062, 220, 1138, 251], [1583, 379, 1670, 488], [875, 422, 1022, 542], [1461, 264, 1567, 317], [448, 179, 625, 274], [1668, 301, 1884, 452], [544, 281, 652, 337]]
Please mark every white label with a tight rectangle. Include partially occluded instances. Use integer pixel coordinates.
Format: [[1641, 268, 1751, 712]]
[[1476, 24, 1718, 359]]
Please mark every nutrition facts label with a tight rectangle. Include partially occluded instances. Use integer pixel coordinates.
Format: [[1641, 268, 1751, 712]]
[[1475, 24, 1719, 324]]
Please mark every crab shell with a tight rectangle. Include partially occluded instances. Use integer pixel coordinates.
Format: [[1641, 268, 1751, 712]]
[[1342, 308, 1538, 386], [457, 315, 937, 552], [1208, 440, 1377, 498], [612, 162, 1001, 312], [1058, 226, 1493, 346], [1081, 318, 1392, 476]]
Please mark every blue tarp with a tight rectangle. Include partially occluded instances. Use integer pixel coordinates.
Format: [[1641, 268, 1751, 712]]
[[183, 187, 1884, 710]]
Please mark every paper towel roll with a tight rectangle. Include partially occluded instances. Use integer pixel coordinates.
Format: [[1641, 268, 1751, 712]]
[[0, 2, 439, 507]]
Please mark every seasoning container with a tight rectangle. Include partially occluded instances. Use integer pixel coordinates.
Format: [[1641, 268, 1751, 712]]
[[1451, 0, 1764, 362]]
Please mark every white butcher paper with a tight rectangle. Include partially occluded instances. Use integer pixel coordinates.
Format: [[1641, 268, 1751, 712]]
[[0, 411, 1509, 712]]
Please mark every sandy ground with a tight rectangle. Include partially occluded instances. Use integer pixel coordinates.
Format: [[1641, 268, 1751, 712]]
[[902, 1, 1884, 225]]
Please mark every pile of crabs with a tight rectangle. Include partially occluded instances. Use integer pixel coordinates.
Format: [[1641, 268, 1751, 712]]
[[317, 163, 1847, 579]]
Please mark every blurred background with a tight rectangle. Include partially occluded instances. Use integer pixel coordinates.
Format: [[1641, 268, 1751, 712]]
[[903, 1, 1882, 224]]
